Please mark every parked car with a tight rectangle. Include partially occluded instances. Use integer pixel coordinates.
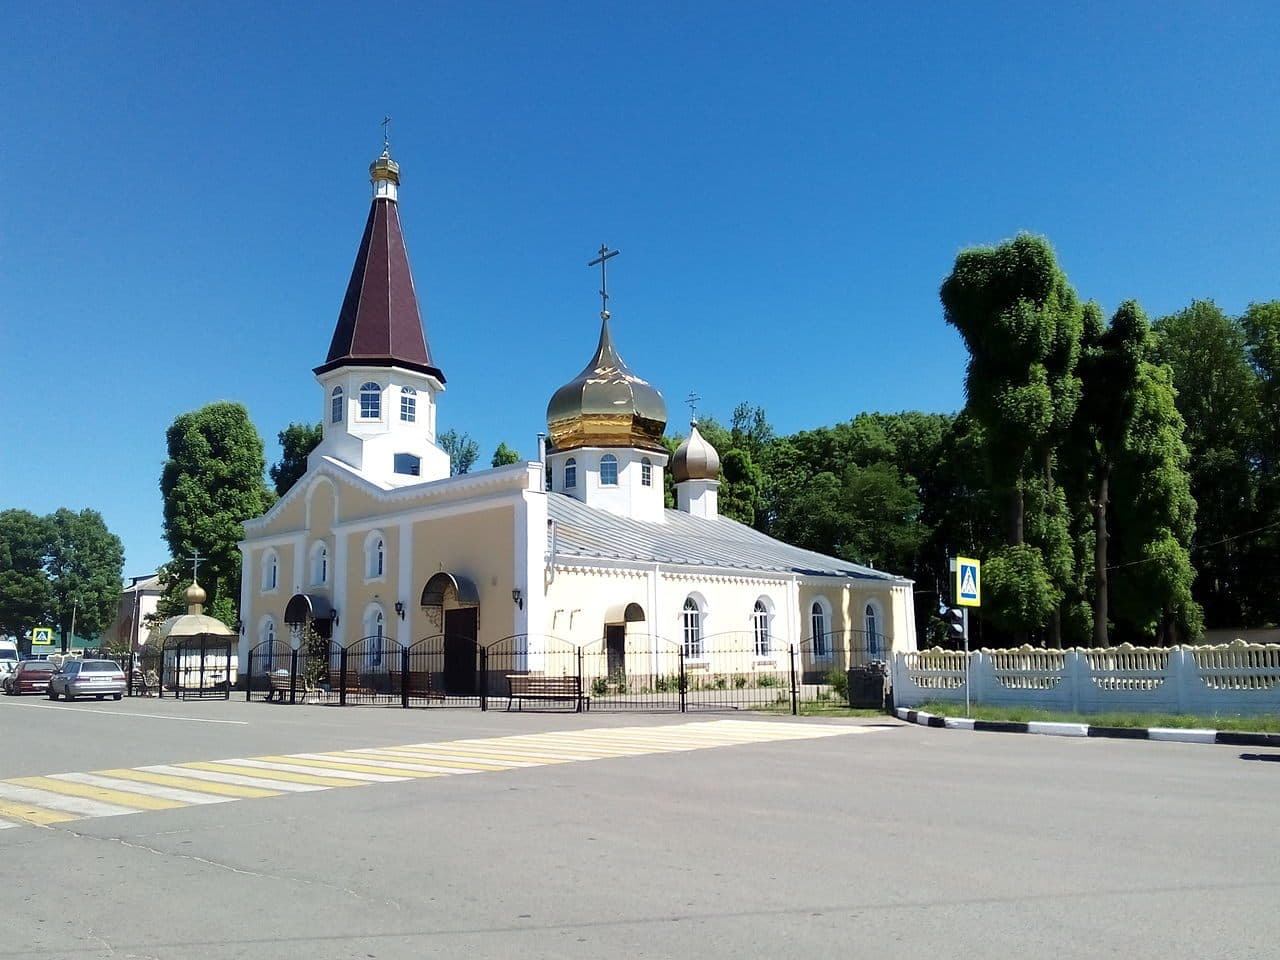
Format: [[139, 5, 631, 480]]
[[5, 660, 57, 695], [0, 640, 19, 682], [48, 659, 126, 702]]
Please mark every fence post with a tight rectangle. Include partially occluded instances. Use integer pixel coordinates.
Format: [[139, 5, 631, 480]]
[[246, 648, 253, 702], [401, 645, 410, 708], [480, 645, 488, 712], [339, 647, 348, 707], [576, 646, 584, 713], [289, 648, 299, 705], [789, 644, 799, 716], [679, 648, 687, 713]]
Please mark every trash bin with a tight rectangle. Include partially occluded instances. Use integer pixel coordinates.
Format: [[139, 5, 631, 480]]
[[846, 664, 886, 709]]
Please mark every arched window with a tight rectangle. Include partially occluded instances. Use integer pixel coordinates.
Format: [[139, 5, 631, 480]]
[[400, 387, 416, 422], [864, 602, 881, 657], [811, 600, 830, 658], [359, 382, 381, 419], [564, 458, 577, 489], [600, 454, 619, 486], [641, 457, 653, 487], [365, 606, 385, 666], [682, 597, 704, 659], [261, 551, 279, 592], [260, 617, 276, 668], [365, 532, 385, 579], [310, 542, 328, 585], [330, 386, 344, 423], [753, 599, 771, 657], [394, 453, 421, 476]]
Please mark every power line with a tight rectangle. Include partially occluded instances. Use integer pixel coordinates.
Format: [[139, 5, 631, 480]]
[[1105, 518, 1280, 572]]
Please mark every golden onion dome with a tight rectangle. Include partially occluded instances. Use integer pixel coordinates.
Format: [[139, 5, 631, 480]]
[[184, 581, 207, 614], [369, 148, 400, 186], [672, 421, 721, 482], [546, 316, 667, 452]]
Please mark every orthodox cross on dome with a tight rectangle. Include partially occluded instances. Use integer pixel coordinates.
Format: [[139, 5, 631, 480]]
[[381, 115, 392, 153], [588, 244, 620, 321], [187, 549, 202, 583], [685, 391, 701, 423]]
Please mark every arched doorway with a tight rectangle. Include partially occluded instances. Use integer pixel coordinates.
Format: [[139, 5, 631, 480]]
[[420, 572, 481, 695], [603, 602, 646, 678]]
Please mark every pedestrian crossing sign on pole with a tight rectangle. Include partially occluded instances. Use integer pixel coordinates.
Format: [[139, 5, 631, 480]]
[[955, 557, 981, 608], [31, 626, 54, 646]]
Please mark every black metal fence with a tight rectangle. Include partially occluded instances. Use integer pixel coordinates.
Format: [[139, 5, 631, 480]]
[[242, 631, 890, 714]]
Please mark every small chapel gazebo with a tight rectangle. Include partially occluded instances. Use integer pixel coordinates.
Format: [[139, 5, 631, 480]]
[[155, 582, 237, 699]]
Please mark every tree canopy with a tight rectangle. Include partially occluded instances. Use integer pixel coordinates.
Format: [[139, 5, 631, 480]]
[[270, 422, 323, 496]]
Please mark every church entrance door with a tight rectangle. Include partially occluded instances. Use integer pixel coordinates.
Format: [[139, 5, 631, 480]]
[[443, 608, 479, 696], [605, 624, 625, 677]]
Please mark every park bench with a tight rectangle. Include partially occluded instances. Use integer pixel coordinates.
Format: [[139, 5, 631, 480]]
[[265, 671, 318, 703], [506, 674, 587, 712], [131, 669, 160, 697], [404, 671, 444, 701]]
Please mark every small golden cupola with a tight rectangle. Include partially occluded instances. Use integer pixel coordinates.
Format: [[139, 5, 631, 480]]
[[544, 246, 670, 523]]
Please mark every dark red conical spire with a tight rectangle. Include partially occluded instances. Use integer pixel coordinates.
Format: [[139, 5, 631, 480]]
[[313, 150, 445, 383]]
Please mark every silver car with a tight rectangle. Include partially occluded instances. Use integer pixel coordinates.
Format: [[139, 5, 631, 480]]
[[48, 659, 126, 701]]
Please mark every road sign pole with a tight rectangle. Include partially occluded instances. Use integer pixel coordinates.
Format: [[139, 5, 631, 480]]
[[963, 607, 970, 719]]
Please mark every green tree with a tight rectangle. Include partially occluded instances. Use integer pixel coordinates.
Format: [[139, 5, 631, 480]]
[[1241, 300, 1280, 625], [490, 442, 521, 467], [0, 510, 52, 643], [439, 429, 479, 475], [270, 422, 323, 496], [160, 402, 273, 623], [941, 234, 1084, 640], [719, 448, 763, 526], [1153, 301, 1257, 626], [45, 508, 125, 651]]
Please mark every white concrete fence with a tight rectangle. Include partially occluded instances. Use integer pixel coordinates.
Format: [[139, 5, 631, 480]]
[[892, 641, 1280, 716]]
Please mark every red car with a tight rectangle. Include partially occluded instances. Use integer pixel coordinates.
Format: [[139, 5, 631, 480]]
[[5, 661, 56, 695]]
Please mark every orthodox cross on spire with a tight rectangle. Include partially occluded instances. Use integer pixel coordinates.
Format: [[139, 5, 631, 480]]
[[187, 549, 203, 583], [381, 115, 393, 153], [685, 391, 701, 423], [587, 244, 620, 321]]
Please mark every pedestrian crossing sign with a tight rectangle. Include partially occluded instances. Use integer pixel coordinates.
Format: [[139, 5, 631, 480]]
[[31, 626, 54, 646], [955, 557, 981, 608]]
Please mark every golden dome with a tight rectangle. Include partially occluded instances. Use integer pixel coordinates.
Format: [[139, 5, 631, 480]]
[[546, 316, 667, 452], [184, 581, 207, 614], [673, 421, 721, 482], [370, 148, 400, 186]]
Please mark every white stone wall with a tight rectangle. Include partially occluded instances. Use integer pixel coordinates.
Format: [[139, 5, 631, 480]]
[[892, 641, 1280, 715]]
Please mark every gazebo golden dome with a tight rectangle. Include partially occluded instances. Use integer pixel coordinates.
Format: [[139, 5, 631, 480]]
[[546, 316, 667, 452]]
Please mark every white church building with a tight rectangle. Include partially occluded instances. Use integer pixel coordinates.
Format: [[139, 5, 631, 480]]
[[237, 145, 917, 703]]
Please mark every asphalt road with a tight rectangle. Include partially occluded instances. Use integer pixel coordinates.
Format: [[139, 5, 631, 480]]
[[0, 695, 1275, 959]]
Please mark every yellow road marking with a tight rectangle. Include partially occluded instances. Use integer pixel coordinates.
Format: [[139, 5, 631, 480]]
[[9, 776, 185, 811], [328, 751, 513, 772], [181, 762, 360, 788], [0, 799, 79, 826], [98, 768, 280, 799], [255, 755, 444, 779]]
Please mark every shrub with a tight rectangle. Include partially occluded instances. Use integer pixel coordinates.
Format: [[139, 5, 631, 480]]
[[733, 674, 748, 689], [757, 673, 781, 688], [827, 668, 849, 703], [590, 676, 608, 697]]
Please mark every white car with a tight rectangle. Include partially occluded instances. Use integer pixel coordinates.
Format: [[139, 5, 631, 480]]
[[48, 659, 127, 701]]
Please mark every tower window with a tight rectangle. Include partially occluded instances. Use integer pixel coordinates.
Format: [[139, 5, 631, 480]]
[[331, 386, 344, 423], [400, 387, 416, 422], [641, 457, 653, 487], [565, 458, 577, 489], [394, 453, 421, 476], [359, 382, 382, 419], [600, 454, 619, 486]]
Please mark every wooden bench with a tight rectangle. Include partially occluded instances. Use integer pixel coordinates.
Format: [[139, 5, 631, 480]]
[[404, 671, 444, 701], [506, 674, 587, 712], [131, 669, 160, 697], [265, 671, 318, 703]]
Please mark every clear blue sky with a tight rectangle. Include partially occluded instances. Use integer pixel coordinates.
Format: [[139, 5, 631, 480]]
[[2, 2, 1278, 578]]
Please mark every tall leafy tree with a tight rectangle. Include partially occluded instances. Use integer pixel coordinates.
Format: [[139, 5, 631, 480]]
[[490, 442, 521, 467], [45, 508, 125, 650], [1152, 301, 1257, 626], [719, 448, 764, 526], [270, 422, 323, 496], [0, 510, 52, 643], [1240, 301, 1280, 625], [940, 234, 1084, 639], [160, 402, 273, 623], [439, 429, 479, 475]]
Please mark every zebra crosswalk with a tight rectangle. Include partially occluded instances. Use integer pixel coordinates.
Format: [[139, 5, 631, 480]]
[[0, 719, 876, 830]]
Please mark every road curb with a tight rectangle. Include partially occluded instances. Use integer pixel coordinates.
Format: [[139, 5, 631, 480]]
[[894, 708, 1280, 747]]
